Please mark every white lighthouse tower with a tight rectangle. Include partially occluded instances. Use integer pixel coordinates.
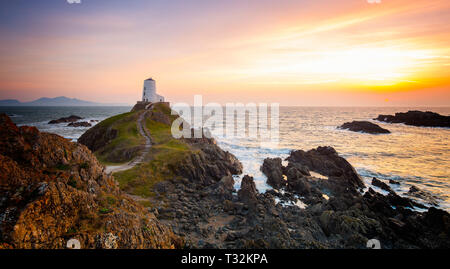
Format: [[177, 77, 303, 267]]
[[142, 78, 164, 103]]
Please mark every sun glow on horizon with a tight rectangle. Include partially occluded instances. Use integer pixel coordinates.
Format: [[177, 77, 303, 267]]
[[213, 45, 445, 90]]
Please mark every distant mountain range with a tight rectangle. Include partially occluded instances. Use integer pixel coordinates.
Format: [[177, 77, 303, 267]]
[[0, 96, 128, 106]]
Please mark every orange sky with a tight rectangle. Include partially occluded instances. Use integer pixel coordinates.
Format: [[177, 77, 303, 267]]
[[0, 0, 449, 106]]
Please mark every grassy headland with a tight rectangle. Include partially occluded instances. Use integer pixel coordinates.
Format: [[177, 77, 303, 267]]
[[79, 102, 195, 198], [80, 102, 238, 201]]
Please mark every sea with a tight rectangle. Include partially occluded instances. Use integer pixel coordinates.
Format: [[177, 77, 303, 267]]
[[2, 106, 449, 211]]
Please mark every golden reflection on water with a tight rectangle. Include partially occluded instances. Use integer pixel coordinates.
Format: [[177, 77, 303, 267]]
[[277, 107, 449, 208]]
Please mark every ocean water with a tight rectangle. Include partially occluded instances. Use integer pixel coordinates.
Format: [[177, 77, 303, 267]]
[[1, 106, 449, 210], [1, 106, 131, 141]]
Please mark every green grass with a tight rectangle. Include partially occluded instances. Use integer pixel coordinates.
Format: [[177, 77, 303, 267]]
[[114, 141, 191, 197], [98, 207, 112, 214], [145, 119, 171, 144]]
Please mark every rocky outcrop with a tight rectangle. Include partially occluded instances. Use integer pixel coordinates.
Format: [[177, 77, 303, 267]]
[[131, 102, 150, 112], [78, 124, 118, 152], [371, 177, 394, 193], [237, 176, 258, 209], [48, 115, 82, 124], [339, 121, 390, 134], [261, 158, 285, 189], [68, 121, 92, 127], [374, 110, 450, 128], [406, 186, 440, 206], [389, 179, 400, 185], [174, 137, 243, 186], [0, 114, 181, 249], [286, 146, 365, 189]]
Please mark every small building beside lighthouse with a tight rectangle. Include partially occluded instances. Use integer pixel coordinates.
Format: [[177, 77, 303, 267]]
[[142, 78, 164, 103]]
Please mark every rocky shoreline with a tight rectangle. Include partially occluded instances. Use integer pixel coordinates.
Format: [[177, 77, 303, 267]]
[[1, 106, 449, 249], [150, 146, 449, 249]]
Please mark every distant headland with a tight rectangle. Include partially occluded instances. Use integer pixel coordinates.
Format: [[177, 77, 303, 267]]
[[0, 96, 128, 106]]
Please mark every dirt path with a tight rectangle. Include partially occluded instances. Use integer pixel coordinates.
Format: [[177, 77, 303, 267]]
[[105, 106, 153, 174]]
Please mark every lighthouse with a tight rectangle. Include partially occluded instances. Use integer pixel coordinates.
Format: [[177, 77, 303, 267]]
[[142, 78, 164, 103]]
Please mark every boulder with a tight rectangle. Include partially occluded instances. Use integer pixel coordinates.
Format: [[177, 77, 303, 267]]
[[211, 176, 235, 200], [48, 115, 83, 124], [286, 173, 311, 195], [339, 121, 390, 134], [389, 179, 400, 185], [286, 146, 365, 189], [238, 175, 258, 208], [261, 158, 285, 189]]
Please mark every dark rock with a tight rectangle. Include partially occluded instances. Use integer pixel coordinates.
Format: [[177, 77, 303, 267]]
[[286, 146, 365, 189], [288, 177, 312, 197], [283, 162, 310, 177], [211, 176, 235, 200], [374, 110, 450, 128], [261, 158, 285, 189], [78, 125, 118, 153], [237, 175, 258, 208], [219, 175, 234, 191], [48, 115, 83, 124], [406, 186, 440, 206], [67, 121, 92, 127], [371, 177, 394, 193], [284, 166, 311, 195], [339, 121, 390, 134], [386, 192, 427, 209], [423, 207, 450, 232], [389, 179, 400, 185], [173, 142, 243, 185]]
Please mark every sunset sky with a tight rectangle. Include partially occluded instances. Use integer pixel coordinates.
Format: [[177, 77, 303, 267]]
[[0, 0, 449, 106]]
